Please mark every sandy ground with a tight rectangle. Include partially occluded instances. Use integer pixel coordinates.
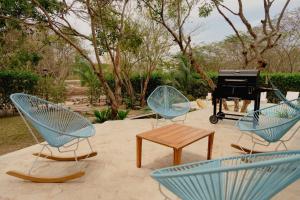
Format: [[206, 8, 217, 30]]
[[0, 106, 300, 200]]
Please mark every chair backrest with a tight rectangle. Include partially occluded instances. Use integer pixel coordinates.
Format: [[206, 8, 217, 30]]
[[10, 93, 94, 147], [269, 81, 287, 101], [286, 91, 299, 101], [237, 98, 300, 142], [151, 150, 300, 200], [269, 81, 299, 105], [147, 86, 190, 119]]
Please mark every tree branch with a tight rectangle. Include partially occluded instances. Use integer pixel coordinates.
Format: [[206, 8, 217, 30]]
[[276, 0, 291, 30]]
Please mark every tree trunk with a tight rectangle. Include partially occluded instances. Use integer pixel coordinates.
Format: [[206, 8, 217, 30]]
[[123, 73, 136, 108], [187, 51, 229, 110], [234, 99, 239, 112], [96, 73, 119, 118], [240, 100, 251, 113], [189, 55, 216, 90], [114, 47, 123, 105], [140, 73, 151, 107], [111, 101, 119, 119]]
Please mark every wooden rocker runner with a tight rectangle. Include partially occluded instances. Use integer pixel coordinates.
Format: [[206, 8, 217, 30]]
[[7, 93, 97, 183], [233, 98, 300, 154]]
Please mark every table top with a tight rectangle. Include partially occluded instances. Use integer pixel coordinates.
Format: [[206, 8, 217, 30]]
[[137, 124, 214, 149]]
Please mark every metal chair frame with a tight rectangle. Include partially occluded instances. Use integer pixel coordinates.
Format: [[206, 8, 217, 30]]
[[7, 93, 97, 182]]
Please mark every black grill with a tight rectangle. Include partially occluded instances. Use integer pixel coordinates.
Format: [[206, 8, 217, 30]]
[[216, 70, 259, 99], [209, 69, 272, 124]]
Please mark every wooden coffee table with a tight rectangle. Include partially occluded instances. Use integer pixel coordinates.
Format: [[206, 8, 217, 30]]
[[136, 124, 214, 168]]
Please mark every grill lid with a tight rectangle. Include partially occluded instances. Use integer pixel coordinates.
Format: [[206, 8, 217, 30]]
[[218, 69, 259, 77]]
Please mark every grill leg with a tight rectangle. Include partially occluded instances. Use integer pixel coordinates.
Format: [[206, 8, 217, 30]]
[[213, 97, 217, 116], [254, 93, 261, 127], [219, 98, 223, 115]]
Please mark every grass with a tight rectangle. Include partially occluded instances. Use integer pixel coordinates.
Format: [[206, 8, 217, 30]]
[[0, 116, 40, 155]]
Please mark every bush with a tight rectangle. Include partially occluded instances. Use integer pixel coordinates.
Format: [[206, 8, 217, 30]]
[[73, 58, 101, 105], [105, 72, 165, 101], [260, 73, 300, 103], [94, 108, 112, 123], [104, 71, 300, 105], [117, 110, 129, 120], [165, 71, 300, 103], [36, 77, 66, 103], [94, 108, 129, 123], [0, 70, 39, 109]]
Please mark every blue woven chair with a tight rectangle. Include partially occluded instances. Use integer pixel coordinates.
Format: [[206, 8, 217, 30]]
[[7, 93, 97, 183], [151, 150, 300, 200], [147, 86, 190, 126], [232, 98, 300, 153]]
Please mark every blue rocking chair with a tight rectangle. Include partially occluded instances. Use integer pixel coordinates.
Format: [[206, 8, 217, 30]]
[[7, 93, 97, 182], [147, 86, 190, 126], [232, 98, 300, 154], [151, 150, 300, 200]]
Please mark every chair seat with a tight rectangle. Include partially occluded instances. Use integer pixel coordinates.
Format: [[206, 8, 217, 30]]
[[160, 109, 189, 119]]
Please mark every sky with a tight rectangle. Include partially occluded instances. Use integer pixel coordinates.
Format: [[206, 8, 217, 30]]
[[187, 0, 300, 46], [71, 0, 300, 60]]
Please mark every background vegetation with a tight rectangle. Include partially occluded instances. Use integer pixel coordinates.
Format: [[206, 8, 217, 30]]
[[0, 0, 298, 114], [0, 0, 298, 155]]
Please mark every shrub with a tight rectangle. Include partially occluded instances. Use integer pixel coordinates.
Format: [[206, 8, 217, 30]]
[[94, 108, 112, 123], [117, 110, 129, 120], [260, 73, 300, 103], [0, 70, 39, 109], [105, 71, 300, 105], [123, 97, 134, 109], [179, 72, 300, 102], [73, 58, 101, 105], [106, 72, 165, 101], [36, 77, 66, 103], [94, 108, 129, 123], [126, 72, 165, 99]]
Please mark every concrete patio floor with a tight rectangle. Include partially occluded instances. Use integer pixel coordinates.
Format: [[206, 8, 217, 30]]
[[0, 107, 300, 200]]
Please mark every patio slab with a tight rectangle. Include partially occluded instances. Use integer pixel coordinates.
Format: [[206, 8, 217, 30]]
[[0, 108, 300, 200]]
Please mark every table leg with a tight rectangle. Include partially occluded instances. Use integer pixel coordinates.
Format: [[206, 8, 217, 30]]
[[136, 137, 142, 168], [173, 148, 182, 165], [207, 133, 214, 160]]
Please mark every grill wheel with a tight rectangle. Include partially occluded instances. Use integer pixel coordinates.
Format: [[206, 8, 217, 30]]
[[209, 115, 218, 124]]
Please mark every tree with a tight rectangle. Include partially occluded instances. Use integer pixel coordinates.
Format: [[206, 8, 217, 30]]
[[272, 7, 300, 72], [119, 19, 143, 107], [140, 0, 216, 90], [117, 16, 170, 107], [95, 1, 131, 106], [0, 0, 134, 117], [138, 18, 171, 106], [73, 57, 102, 105], [172, 55, 199, 95], [194, 7, 300, 73], [0, 25, 42, 70], [211, 0, 291, 70], [211, 0, 292, 112]]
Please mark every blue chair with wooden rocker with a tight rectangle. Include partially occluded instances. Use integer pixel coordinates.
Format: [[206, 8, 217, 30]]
[[232, 98, 300, 154], [147, 85, 190, 126], [7, 93, 97, 183], [151, 150, 300, 200]]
